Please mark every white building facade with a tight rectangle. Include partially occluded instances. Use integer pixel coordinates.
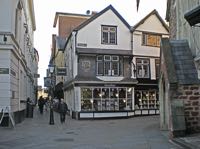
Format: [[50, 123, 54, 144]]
[[0, 0, 38, 126], [131, 10, 169, 115], [63, 5, 169, 119]]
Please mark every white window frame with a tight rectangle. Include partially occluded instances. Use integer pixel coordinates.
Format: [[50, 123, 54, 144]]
[[101, 26, 117, 45], [97, 55, 120, 76], [136, 58, 150, 78]]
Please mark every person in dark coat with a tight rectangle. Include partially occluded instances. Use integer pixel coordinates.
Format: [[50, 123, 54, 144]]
[[38, 96, 45, 114], [26, 97, 31, 117], [58, 98, 68, 123]]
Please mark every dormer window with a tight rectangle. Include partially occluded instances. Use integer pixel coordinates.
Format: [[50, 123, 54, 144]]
[[101, 26, 117, 45]]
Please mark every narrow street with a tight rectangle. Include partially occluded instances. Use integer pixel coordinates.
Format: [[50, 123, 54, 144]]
[[0, 108, 181, 149]]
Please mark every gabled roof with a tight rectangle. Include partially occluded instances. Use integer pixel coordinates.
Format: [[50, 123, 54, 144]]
[[161, 38, 200, 85], [131, 9, 169, 32], [74, 5, 131, 31]]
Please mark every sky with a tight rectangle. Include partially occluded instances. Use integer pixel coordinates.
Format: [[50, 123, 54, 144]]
[[34, 0, 167, 87]]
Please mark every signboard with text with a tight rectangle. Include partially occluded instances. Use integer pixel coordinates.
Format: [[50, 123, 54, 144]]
[[0, 68, 9, 74], [56, 67, 67, 76]]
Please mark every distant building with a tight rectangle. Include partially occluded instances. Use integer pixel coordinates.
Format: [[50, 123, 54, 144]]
[[37, 86, 48, 99], [0, 0, 38, 126], [48, 12, 91, 99]]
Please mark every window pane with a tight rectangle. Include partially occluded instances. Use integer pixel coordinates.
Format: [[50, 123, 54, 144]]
[[102, 88, 109, 111], [97, 55, 103, 61], [102, 32, 108, 43], [147, 35, 157, 46], [97, 61, 103, 75], [93, 88, 101, 98], [109, 27, 116, 32], [110, 32, 116, 44], [104, 55, 111, 61], [112, 62, 119, 75], [112, 56, 119, 61], [143, 65, 149, 78], [110, 88, 118, 98], [102, 26, 109, 31], [104, 61, 111, 75], [81, 88, 93, 111], [142, 33, 161, 47], [93, 88, 101, 111], [81, 88, 92, 98], [119, 57, 123, 76], [155, 59, 160, 79], [137, 65, 143, 77]]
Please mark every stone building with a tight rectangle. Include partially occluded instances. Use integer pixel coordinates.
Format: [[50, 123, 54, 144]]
[[160, 39, 200, 137], [159, 0, 200, 136]]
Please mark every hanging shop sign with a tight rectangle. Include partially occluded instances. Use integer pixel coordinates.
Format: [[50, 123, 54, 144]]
[[44, 77, 51, 87], [56, 67, 67, 76]]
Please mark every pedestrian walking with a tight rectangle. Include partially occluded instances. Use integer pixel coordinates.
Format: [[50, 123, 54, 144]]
[[58, 98, 68, 123], [26, 97, 31, 118], [38, 96, 45, 114], [44, 97, 49, 111]]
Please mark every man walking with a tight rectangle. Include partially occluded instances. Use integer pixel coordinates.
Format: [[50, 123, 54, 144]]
[[58, 98, 68, 123], [38, 96, 45, 114]]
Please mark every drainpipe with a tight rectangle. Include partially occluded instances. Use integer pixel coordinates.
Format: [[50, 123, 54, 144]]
[[72, 31, 78, 116]]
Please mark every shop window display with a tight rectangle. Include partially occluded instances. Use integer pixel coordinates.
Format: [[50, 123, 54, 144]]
[[81, 87, 133, 111], [135, 90, 158, 109], [81, 88, 93, 111]]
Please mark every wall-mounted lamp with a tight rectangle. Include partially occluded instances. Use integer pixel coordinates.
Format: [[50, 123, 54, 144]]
[[48, 64, 55, 74]]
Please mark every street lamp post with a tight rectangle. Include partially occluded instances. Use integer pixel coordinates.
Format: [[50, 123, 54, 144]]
[[48, 64, 55, 125]]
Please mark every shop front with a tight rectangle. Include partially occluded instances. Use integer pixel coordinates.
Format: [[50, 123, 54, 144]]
[[79, 86, 135, 119]]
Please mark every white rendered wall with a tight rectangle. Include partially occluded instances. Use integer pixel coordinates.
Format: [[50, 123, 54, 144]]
[[0, 50, 11, 111], [77, 9, 131, 50], [133, 14, 169, 57]]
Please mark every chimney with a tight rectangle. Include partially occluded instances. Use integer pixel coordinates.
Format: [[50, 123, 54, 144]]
[[91, 11, 98, 15]]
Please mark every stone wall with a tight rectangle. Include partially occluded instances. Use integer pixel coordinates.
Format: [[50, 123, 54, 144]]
[[177, 85, 200, 133]]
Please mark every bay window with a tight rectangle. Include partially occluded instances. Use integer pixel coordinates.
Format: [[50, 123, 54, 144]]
[[136, 58, 150, 78], [97, 55, 122, 76]]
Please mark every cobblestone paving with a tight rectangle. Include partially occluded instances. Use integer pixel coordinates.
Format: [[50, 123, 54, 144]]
[[0, 108, 182, 149]]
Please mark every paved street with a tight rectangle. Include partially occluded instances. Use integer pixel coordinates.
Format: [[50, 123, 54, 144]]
[[0, 108, 181, 149]]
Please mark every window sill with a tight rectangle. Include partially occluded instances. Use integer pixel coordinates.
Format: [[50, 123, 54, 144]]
[[97, 76, 124, 81]]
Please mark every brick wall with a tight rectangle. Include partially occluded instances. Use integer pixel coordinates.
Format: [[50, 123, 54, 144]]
[[177, 85, 200, 133], [59, 16, 88, 38]]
